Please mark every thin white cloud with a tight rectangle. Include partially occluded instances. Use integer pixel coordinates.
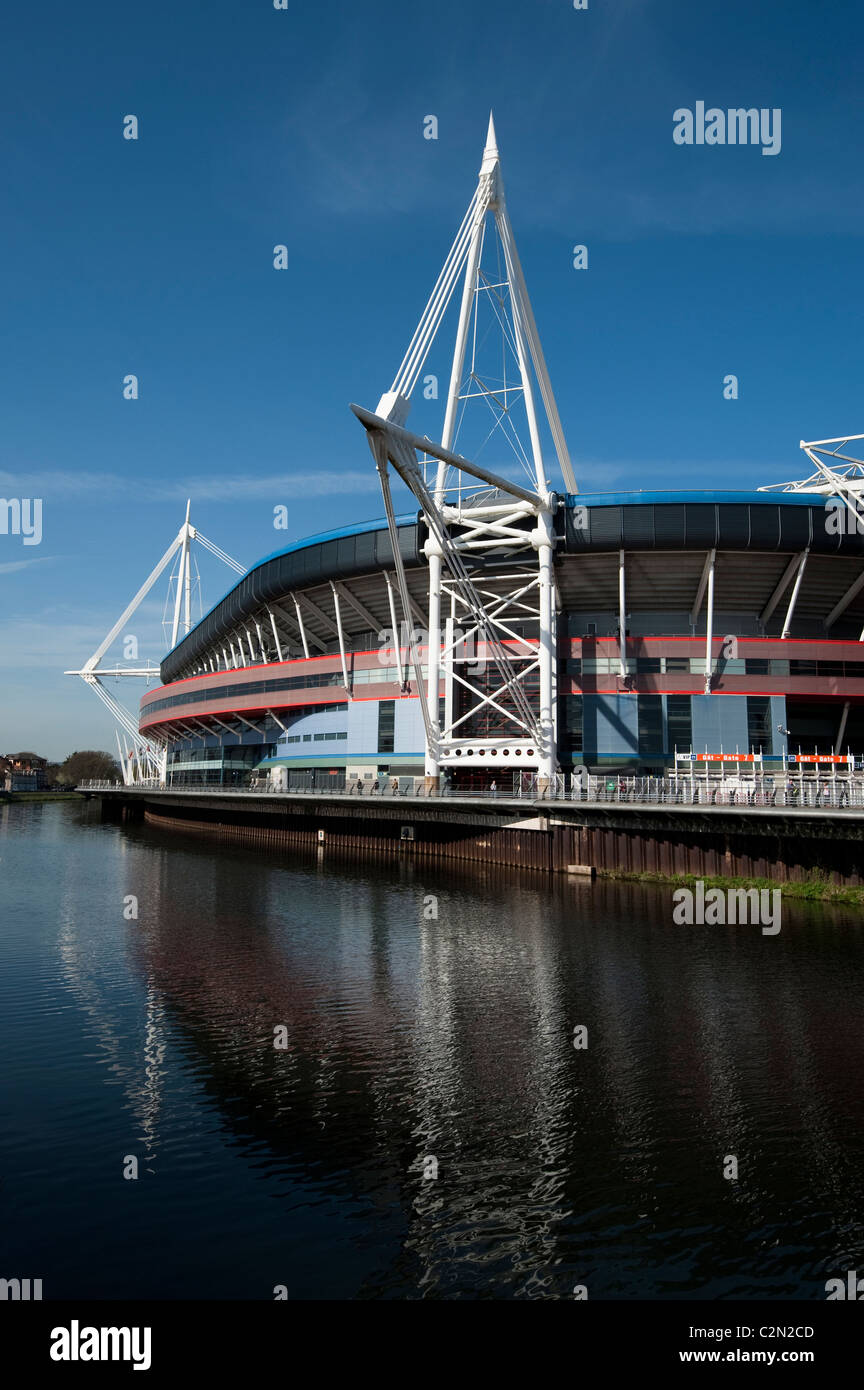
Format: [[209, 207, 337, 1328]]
[[0, 470, 380, 502], [0, 556, 54, 575]]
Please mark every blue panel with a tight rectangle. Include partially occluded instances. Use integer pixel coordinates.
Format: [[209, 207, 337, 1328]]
[[770, 697, 788, 758], [346, 699, 380, 755], [582, 694, 639, 760], [394, 699, 425, 753], [691, 695, 749, 754]]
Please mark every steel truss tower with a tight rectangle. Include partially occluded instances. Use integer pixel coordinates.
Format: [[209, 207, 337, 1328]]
[[353, 115, 576, 788], [65, 502, 245, 785]]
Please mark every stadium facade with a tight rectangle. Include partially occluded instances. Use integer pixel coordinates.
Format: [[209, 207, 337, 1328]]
[[140, 490, 864, 788]]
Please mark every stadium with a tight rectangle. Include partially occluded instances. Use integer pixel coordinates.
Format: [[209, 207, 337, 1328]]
[[138, 487, 864, 790], [70, 119, 864, 792]]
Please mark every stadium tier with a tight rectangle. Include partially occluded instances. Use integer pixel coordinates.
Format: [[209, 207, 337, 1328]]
[[139, 490, 864, 789]]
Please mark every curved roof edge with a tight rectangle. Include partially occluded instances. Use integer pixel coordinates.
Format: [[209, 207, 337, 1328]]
[[561, 490, 825, 507], [166, 513, 415, 661]]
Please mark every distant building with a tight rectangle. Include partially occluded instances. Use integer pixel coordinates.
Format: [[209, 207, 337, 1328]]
[[2, 753, 48, 792]]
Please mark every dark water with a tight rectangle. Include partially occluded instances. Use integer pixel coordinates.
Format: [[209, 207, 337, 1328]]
[[1, 800, 863, 1301]]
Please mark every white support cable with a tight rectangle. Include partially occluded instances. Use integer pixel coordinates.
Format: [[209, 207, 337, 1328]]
[[194, 531, 246, 575], [391, 187, 482, 401], [382, 570, 405, 690]]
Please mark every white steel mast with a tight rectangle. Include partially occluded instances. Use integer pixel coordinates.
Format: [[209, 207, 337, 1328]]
[[65, 504, 245, 784], [354, 115, 575, 789]]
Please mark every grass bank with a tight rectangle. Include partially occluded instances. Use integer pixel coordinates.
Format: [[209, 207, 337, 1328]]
[[601, 868, 864, 906]]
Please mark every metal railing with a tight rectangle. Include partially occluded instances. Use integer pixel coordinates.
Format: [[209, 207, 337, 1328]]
[[77, 774, 864, 810]]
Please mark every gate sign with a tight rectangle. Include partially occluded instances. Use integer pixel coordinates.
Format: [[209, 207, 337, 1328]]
[[675, 752, 762, 763], [787, 754, 853, 765], [675, 751, 854, 767]]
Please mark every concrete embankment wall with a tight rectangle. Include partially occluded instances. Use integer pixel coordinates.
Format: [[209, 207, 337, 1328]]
[[92, 791, 864, 888]]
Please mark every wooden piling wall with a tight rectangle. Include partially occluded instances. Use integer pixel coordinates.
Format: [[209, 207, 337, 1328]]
[[137, 798, 864, 887]]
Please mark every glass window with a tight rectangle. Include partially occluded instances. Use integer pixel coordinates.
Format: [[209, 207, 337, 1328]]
[[666, 695, 692, 752], [638, 695, 664, 756], [747, 696, 772, 753], [378, 700, 395, 754], [563, 695, 583, 754]]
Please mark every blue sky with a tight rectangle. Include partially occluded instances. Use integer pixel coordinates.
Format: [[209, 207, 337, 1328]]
[[2, 0, 862, 758]]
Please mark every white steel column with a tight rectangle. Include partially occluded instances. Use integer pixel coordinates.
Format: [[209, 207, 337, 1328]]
[[383, 571, 404, 689], [618, 549, 627, 678], [170, 501, 193, 649], [834, 700, 850, 754], [537, 508, 556, 780], [183, 501, 192, 634], [330, 582, 351, 693], [704, 551, 716, 694], [268, 611, 284, 663], [443, 613, 455, 739], [690, 549, 715, 628], [781, 549, 809, 638], [292, 594, 310, 659]]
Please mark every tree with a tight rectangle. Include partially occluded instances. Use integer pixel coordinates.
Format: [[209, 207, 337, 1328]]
[[57, 751, 121, 786]]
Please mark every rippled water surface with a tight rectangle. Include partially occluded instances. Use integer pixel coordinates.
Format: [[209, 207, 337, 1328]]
[[1, 799, 863, 1299]]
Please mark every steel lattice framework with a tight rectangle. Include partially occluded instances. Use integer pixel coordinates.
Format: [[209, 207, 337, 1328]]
[[65, 502, 245, 784], [760, 434, 864, 512], [353, 115, 576, 786]]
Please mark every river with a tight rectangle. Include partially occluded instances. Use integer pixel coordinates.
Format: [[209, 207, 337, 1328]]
[[1, 799, 862, 1300]]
